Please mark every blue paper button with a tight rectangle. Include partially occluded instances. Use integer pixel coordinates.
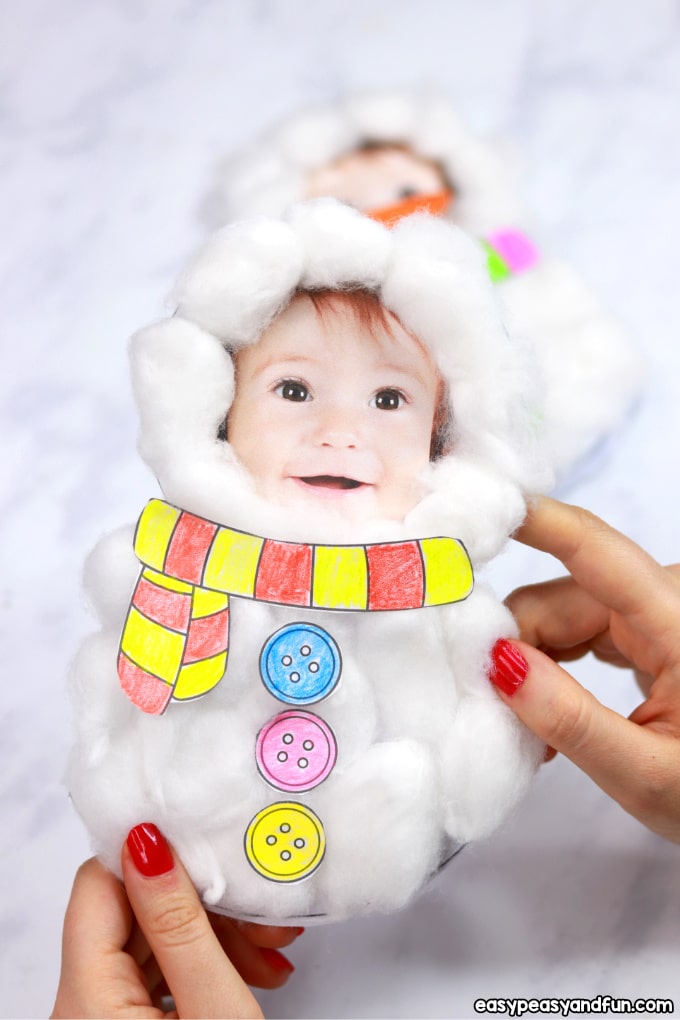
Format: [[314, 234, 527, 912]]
[[260, 623, 341, 705]]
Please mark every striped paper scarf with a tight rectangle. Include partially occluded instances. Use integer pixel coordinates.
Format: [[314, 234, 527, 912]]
[[118, 499, 474, 715]]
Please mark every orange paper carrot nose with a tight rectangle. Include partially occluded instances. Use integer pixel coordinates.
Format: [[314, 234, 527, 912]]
[[368, 189, 453, 226]]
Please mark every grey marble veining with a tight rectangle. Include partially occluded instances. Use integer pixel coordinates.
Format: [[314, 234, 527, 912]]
[[2, 1, 680, 1016]]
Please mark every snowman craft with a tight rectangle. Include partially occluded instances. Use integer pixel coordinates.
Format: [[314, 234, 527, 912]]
[[208, 88, 644, 480], [68, 201, 549, 924]]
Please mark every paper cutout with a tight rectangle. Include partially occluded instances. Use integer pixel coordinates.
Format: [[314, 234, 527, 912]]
[[118, 499, 474, 714], [244, 802, 326, 882], [259, 623, 342, 706], [133, 500, 474, 609], [118, 566, 229, 715], [486, 228, 539, 273], [482, 240, 511, 283], [483, 228, 540, 283], [256, 709, 338, 792], [368, 189, 454, 225]]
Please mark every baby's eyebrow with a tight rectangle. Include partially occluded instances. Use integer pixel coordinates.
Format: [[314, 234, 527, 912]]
[[250, 350, 435, 390], [253, 353, 318, 375], [376, 360, 433, 390]]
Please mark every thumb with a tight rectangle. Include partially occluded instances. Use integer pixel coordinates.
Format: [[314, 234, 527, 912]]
[[122, 823, 262, 1019], [488, 638, 656, 812]]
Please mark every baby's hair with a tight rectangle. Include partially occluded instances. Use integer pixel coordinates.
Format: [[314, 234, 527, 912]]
[[302, 286, 400, 341]]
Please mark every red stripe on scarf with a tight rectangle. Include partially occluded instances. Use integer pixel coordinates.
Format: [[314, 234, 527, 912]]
[[118, 652, 173, 715], [367, 542, 424, 610], [132, 575, 192, 632], [183, 608, 230, 664], [255, 540, 313, 606], [164, 512, 218, 584]]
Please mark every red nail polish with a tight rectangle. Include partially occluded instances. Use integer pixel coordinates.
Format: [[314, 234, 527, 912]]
[[489, 639, 529, 696], [260, 947, 295, 973], [127, 822, 174, 877], [294, 926, 305, 937]]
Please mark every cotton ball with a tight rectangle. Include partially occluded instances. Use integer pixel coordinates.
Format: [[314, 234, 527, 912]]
[[150, 443, 254, 530], [440, 696, 543, 843], [131, 317, 233, 454], [345, 89, 418, 142], [83, 526, 139, 629], [68, 629, 136, 761], [173, 220, 303, 342], [359, 611, 458, 747], [384, 217, 502, 379], [408, 457, 526, 564], [391, 209, 489, 278], [315, 741, 441, 917], [66, 725, 158, 877], [441, 584, 519, 697], [168, 831, 227, 905], [286, 199, 392, 290], [313, 666, 377, 765], [275, 107, 353, 170], [411, 92, 472, 160], [133, 706, 256, 827], [129, 315, 243, 520]]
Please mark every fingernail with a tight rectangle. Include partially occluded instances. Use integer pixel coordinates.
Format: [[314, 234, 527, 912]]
[[127, 822, 174, 877], [489, 639, 529, 696], [294, 926, 305, 937], [260, 947, 295, 973]]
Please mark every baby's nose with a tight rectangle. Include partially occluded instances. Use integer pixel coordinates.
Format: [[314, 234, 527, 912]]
[[318, 426, 358, 449], [313, 406, 360, 448], [320, 431, 357, 449]]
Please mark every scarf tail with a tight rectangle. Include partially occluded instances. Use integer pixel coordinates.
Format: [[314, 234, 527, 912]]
[[117, 567, 230, 715]]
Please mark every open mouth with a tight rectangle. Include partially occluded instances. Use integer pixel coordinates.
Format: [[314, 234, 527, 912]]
[[299, 475, 364, 491]]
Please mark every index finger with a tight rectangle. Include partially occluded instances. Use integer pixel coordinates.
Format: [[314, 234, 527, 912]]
[[515, 497, 679, 628]]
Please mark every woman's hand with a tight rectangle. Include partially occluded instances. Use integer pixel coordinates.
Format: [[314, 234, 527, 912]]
[[490, 496, 680, 843], [52, 823, 302, 1018]]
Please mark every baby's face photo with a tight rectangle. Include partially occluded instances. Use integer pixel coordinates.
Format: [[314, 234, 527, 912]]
[[306, 145, 451, 216], [227, 291, 442, 523]]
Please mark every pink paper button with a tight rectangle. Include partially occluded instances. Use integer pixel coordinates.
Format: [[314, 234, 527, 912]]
[[486, 228, 539, 273], [256, 710, 338, 793]]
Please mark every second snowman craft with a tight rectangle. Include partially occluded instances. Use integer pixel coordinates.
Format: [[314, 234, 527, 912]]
[[68, 200, 549, 924], [209, 89, 644, 479]]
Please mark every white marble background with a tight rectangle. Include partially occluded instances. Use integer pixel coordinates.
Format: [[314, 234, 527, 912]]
[[2, 1, 680, 1016]]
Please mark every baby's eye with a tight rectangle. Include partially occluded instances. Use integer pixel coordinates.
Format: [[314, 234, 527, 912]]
[[398, 187, 419, 199], [275, 380, 310, 402], [371, 388, 404, 411]]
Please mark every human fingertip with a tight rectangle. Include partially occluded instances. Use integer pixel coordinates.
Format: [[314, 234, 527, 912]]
[[489, 638, 529, 697], [127, 822, 174, 878], [260, 947, 295, 974]]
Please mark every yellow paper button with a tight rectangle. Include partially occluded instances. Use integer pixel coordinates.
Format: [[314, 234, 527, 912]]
[[244, 803, 325, 882]]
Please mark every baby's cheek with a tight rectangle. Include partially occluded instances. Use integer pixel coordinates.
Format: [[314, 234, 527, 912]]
[[398, 420, 437, 467]]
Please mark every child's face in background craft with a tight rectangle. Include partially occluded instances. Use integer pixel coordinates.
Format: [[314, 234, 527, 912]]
[[306, 145, 453, 222], [227, 294, 441, 524]]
